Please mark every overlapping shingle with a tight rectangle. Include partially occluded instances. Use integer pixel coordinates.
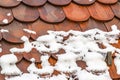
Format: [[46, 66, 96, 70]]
[[0, 0, 120, 80]]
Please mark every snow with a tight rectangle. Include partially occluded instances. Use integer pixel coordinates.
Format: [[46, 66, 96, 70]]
[[23, 29, 36, 34], [2, 25, 120, 80], [2, 19, 8, 24], [17, 0, 22, 1], [0, 29, 9, 33], [76, 70, 112, 80], [114, 53, 120, 74], [5, 73, 42, 80], [0, 54, 22, 75], [28, 55, 54, 75], [10, 36, 33, 53], [5, 73, 68, 80], [0, 48, 2, 52], [7, 13, 11, 16]]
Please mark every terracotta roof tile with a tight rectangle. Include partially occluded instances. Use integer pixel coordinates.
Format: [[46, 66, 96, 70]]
[[30, 20, 55, 40], [80, 18, 107, 31], [105, 18, 120, 31], [63, 2, 90, 21], [73, 0, 95, 5], [0, 0, 120, 79], [12, 4, 39, 22], [22, 0, 47, 7], [97, 0, 118, 4], [55, 19, 81, 31], [88, 2, 114, 21], [0, 0, 20, 8], [2, 20, 30, 43], [23, 49, 41, 63], [48, 0, 71, 6], [111, 2, 120, 19], [0, 40, 23, 57], [0, 8, 13, 25], [38, 3, 65, 23]]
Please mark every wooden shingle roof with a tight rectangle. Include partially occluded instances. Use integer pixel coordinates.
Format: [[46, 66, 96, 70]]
[[0, 0, 120, 80]]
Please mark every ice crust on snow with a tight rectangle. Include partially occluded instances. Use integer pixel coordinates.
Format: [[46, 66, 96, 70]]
[[1, 25, 120, 80]]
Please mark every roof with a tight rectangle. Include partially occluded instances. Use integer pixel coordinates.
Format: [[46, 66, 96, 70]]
[[0, 0, 120, 80]]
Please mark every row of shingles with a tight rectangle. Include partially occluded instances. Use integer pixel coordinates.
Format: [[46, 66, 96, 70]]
[[0, 1, 118, 27], [0, 0, 118, 7], [0, 0, 118, 25]]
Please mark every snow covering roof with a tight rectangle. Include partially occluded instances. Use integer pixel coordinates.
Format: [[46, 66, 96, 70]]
[[0, 0, 120, 80]]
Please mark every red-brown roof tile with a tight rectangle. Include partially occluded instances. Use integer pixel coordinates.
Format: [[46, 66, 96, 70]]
[[48, 0, 71, 6], [88, 2, 114, 21], [30, 20, 55, 40], [38, 3, 65, 23], [63, 3, 90, 21], [12, 4, 39, 22], [80, 18, 107, 31], [0, 0, 20, 7], [0, 8, 13, 25], [22, 0, 47, 7], [111, 2, 120, 19], [73, 0, 95, 5], [97, 0, 118, 4], [2, 20, 30, 43]]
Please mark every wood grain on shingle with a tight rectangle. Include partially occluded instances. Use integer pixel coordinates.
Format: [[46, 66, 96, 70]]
[[55, 19, 81, 31], [111, 2, 120, 19], [30, 20, 55, 40], [73, 0, 95, 5], [12, 4, 39, 22], [38, 3, 65, 23], [80, 18, 107, 31], [105, 18, 120, 31], [0, 31, 2, 41], [2, 21, 30, 43], [88, 2, 114, 21], [23, 49, 41, 63], [97, 0, 118, 4], [0, 0, 20, 7], [0, 41, 22, 57], [17, 58, 31, 73], [48, 0, 71, 6], [0, 8, 13, 25], [22, 0, 47, 7], [63, 3, 90, 21]]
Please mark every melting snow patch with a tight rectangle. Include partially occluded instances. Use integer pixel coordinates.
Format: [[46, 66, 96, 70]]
[[2, 19, 8, 24], [23, 28, 36, 34], [0, 29, 9, 33], [7, 13, 11, 16], [0, 54, 22, 75]]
